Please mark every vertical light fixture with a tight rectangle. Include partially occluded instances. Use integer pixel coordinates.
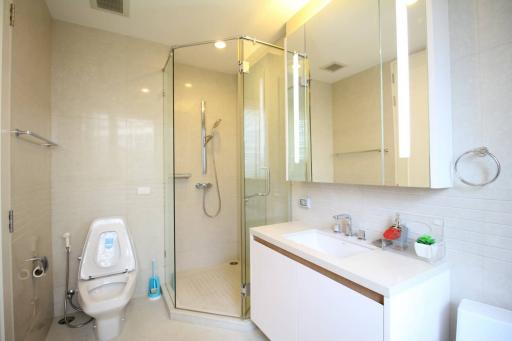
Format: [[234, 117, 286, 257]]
[[293, 52, 301, 164], [396, 0, 411, 158]]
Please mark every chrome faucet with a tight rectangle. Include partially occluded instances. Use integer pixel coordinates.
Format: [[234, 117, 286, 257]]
[[333, 214, 352, 236]]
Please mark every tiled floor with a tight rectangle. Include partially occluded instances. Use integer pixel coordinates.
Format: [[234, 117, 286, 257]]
[[176, 262, 241, 317], [45, 297, 266, 341]]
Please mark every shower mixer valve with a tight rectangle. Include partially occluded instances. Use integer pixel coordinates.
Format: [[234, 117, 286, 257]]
[[195, 182, 212, 190]]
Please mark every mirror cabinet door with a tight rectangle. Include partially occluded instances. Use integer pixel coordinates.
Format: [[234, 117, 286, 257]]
[[286, 49, 312, 182], [382, 0, 429, 187], [286, 0, 435, 188]]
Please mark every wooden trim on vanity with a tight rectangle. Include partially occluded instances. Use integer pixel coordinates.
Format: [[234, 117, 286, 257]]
[[254, 236, 384, 305]]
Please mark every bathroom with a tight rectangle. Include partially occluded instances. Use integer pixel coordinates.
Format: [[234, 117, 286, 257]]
[[0, 0, 510, 340]]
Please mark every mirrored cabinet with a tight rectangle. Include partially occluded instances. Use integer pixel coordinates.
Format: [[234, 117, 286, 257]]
[[285, 0, 452, 188]]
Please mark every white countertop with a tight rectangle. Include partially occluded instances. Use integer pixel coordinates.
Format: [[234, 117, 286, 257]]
[[251, 221, 449, 298]]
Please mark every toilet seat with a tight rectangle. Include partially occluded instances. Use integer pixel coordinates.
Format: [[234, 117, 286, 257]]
[[78, 271, 136, 316]]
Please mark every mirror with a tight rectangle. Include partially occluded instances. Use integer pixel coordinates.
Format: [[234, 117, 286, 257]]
[[286, 0, 430, 187]]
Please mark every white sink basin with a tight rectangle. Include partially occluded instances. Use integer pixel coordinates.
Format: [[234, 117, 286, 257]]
[[285, 229, 373, 259]]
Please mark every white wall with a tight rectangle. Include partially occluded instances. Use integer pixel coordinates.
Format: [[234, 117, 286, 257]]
[[51, 21, 168, 314], [292, 0, 512, 339]]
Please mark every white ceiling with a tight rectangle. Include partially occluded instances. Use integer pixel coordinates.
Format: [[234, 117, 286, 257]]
[[45, 0, 309, 48], [287, 0, 427, 84], [173, 40, 239, 74]]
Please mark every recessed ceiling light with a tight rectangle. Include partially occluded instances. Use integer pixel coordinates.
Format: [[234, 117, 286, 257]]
[[403, 0, 418, 5], [184, 83, 192, 88], [141, 88, 150, 93], [214, 41, 226, 49]]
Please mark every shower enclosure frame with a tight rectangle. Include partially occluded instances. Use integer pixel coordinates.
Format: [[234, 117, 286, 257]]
[[162, 36, 293, 319]]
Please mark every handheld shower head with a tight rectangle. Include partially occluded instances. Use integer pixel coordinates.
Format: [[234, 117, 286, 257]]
[[205, 119, 222, 145]]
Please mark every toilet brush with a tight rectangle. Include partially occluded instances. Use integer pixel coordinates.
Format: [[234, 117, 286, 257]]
[[148, 259, 161, 300]]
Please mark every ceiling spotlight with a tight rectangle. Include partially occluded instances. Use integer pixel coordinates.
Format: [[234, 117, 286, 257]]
[[403, 0, 418, 5], [214, 40, 226, 49], [140, 88, 150, 93], [184, 83, 192, 88]]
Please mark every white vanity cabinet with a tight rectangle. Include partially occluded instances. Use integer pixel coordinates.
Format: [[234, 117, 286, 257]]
[[250, 234, 450, 341], [251, 237, 383, 341], [251, 237, 299, 341]]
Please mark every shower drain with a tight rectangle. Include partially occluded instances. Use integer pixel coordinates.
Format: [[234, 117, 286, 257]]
[[229, 261, 238, 266], [58, 316, 75, 325]]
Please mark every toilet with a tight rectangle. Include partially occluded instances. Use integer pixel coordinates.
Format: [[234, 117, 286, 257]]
[[78, 217, 137, 341], [456, 299, 512, 341]]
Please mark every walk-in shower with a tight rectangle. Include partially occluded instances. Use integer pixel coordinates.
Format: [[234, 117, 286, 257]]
[[162, 36, 292, 318]]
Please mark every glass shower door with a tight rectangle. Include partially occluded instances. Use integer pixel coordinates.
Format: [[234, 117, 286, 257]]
[[241, 39, 291, 316], [172, 41, 241, 317]]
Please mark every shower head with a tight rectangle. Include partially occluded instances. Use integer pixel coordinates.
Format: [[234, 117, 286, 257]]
[[204, 118, 222, 145], [212, 119, 222, 129]]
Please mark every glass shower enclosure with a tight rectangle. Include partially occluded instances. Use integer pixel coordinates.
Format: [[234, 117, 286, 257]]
[[163, 37, 291, 318]]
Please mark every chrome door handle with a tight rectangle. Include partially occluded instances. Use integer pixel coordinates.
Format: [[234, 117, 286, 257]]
[[245, 167, 271, 199], [261, 167, 270, 196]]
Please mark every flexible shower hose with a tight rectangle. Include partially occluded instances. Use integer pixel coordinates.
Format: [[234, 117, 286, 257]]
[[63, 246, 93, 328], [202, 136, 221, 218]]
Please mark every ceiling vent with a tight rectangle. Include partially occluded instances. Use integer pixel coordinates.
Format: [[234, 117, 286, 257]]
[[90, 0, 129, 16], [321, 63, 345, 72]]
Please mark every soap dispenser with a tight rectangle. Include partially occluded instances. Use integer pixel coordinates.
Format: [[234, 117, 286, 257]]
[[394, 214, 408, 250], [382, 213, 408, 250]]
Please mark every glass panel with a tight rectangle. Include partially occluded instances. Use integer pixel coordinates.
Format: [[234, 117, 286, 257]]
[[163, 57, 175, 304], [173, 40, 241, 317], [241, 39, 291, 316]]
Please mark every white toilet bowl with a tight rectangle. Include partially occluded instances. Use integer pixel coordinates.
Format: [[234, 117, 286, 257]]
[[78, 217, 137, 341]]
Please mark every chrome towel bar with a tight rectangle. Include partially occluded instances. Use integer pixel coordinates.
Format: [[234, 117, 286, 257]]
[[335, 148, 388, 156], [10, 129, 58, 147], [174, 173, 192, 179]]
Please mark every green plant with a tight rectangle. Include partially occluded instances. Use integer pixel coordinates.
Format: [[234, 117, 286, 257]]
[[416, 235, 436, 245]]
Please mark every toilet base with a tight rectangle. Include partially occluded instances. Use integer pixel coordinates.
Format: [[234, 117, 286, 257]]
[[93, 308, 126, 341]]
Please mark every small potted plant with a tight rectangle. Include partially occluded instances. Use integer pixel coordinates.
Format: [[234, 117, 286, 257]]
[[414, 235, 438, 259]]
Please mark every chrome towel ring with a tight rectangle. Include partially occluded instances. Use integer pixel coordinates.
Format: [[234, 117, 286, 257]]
[[454, 147, 501, 186]]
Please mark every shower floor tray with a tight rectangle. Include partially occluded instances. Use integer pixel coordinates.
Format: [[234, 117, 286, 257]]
[[176, 262, 241, 317]]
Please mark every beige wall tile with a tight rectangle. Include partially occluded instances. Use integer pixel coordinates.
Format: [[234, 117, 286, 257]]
[[10, 0, 53, 339], [51, 21, 168, 314]]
